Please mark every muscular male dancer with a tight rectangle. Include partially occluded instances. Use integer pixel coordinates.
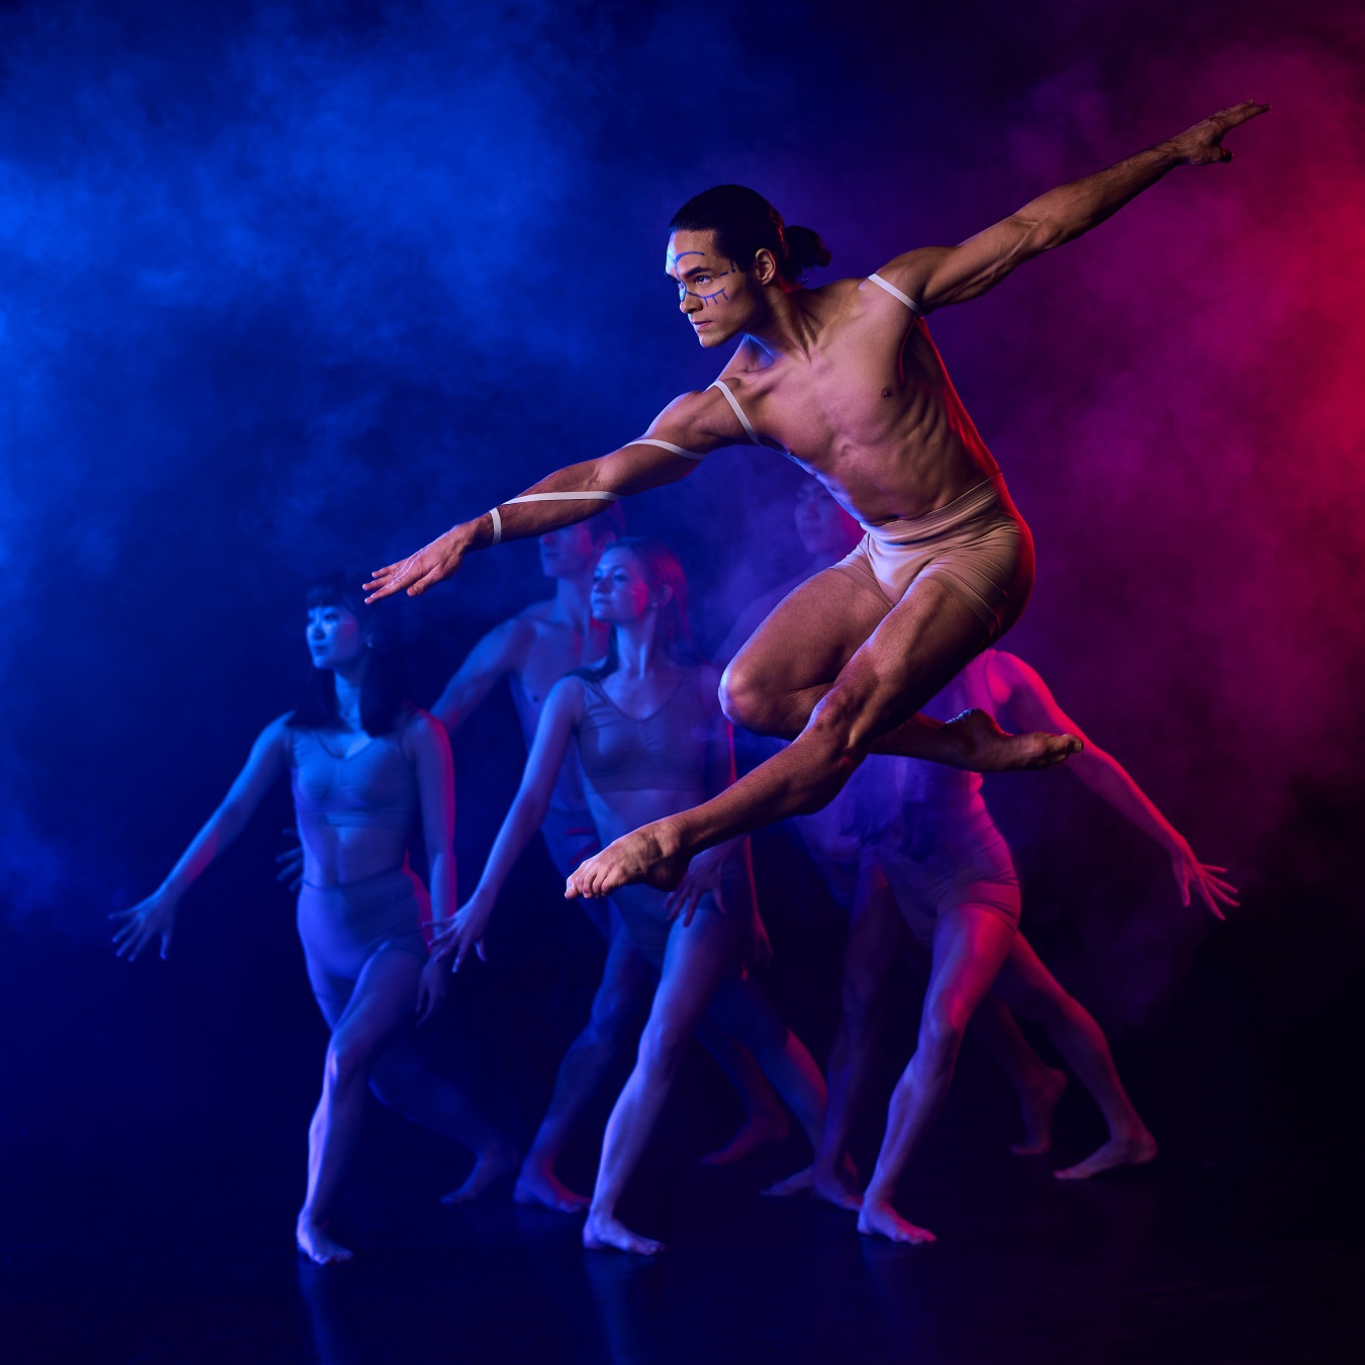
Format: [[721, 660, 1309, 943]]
[[365, 102, 1267, 904]]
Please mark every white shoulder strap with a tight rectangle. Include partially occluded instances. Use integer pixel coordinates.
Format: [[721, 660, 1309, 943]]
[[708, 379, 762, 446], [867, 272, 921, 315]]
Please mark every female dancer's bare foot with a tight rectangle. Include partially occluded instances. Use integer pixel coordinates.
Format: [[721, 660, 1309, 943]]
[[701, 1108, 790, 1167], [939, 709, 1082, 773], [514, 1160, 590, 1213], [1011, 1068, 1068, 1156], [440, 1139, 519, 1205], [296, 1216, 354, 1265], [1054, 1128, 1158, 1180], [583, 1208, 663, 1256], [565, 820, 691, 899], [857, 1199, 936, 1245]]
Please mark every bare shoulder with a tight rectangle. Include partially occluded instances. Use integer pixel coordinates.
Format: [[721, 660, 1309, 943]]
[[399, 706, 451, 758], [867, 247, 953, 308], [258, 712, 295, 753], [544, 672, 589, 721]]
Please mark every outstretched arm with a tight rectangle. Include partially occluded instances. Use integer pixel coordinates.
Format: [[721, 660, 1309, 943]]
[[875, 101, 1269, 313], [111, 715, 291, 960], [365, 388, 742, 603], [429, 617, 532, 733], [987, 653, 1238, 919], [431, 677, 583, 969]]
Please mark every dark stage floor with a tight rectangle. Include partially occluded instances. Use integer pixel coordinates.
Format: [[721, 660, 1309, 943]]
[[6, 1135, 1362, 1365]]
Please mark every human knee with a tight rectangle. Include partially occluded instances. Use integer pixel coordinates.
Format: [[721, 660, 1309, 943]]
[[841, 967, 886, 1036], [719, 660, 781, 734], [637, 1016, 691, 1078], [325, 1033, 374, 1094], [918, 1002, 969, 1068], [586, 986, 642, 1050], [368, 1052, 425, 1112]]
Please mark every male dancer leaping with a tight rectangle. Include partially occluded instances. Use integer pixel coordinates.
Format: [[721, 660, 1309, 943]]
[[366, 102, 1267, 903]]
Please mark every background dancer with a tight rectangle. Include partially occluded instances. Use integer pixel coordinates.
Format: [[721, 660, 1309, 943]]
[[111, 576, 515, 1264], [438, 540, 828, 1254], [364, 104, 1267, 903], [432, 516, 789, 1206]]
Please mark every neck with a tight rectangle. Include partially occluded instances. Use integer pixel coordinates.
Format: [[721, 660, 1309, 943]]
[[612, 616, 661, 679], [747, 285, 819, 360], [551, 570, 595, 629], [332, 656, 368, 729]]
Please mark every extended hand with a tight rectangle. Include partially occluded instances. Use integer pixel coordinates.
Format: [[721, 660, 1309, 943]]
[[110, 890, 179, 962], [364, 523, 475, 603], [1166, 100, 1269, 167], [274, 827, 304, 892], [415, 957, 449, 1025], [663, 848, 727, 927], [431, 897, 492, 972], [1169, 840, 1239, 920]]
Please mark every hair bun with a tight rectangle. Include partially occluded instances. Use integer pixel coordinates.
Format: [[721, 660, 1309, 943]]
[[785, 225, 832, 275]]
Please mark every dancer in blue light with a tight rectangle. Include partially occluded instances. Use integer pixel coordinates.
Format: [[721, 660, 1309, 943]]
[[437, 539, 827, 1255], [112, 575, 515, 1265]]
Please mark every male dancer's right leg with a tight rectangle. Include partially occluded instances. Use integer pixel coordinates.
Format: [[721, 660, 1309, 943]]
[[517, 916, 654, 1212]]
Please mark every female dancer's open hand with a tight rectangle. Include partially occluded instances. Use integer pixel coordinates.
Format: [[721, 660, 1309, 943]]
[[364, 522, 476, 603], [110, 889, 179, 962], [1168, 838, 1239, 920], [431, 894, 492, 972], [414, 957, 449, 1025], [664, 847, 730, 928]]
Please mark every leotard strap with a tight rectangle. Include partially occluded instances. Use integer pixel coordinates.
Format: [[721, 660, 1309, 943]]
[[708, 379, 761, 445], [867, 272, 922, 315]]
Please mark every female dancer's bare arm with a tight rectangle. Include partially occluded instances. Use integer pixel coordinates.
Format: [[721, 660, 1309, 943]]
[[432, 677, 583, 969], [110, 715, 291, 961], [987, 652, 1239, 918], [875, 101, 1269, 313], [364, 390, 742, 603], [404, 712, 459, 1022]]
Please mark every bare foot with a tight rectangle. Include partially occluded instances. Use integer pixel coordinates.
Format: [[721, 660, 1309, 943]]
[[296, 1216, 353, 1265], [812, 1157, 863, 1212], [1011, 1068, 1067, 1156], [440, 1140, 519, 1205], [565, 820, 690, 900], [761, 1165, 813, 1198], [583, 1208, 663, 1256], [513, 1160, 591, 1214], [701, 1108, 790, 1167], [938, 709, 1082, 773], [1054, 1128, 1158, 1181], [857, 1198, 936, 1245]]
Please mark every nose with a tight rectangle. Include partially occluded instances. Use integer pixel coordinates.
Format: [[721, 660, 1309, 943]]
[[679, 293, 701, 316]]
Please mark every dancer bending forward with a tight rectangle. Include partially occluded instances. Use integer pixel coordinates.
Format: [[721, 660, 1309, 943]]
[[366, 103, 1267, 898], [438, 540, 828, 1255], [112, 576, 515, 1265]]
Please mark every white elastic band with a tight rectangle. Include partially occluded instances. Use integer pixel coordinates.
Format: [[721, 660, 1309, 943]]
[[867, 272, 921, 315], [488, 506, 502, 546], [505, 491, 622, 505], [708, 379, 760, 445], [632, 437, 705, 462]]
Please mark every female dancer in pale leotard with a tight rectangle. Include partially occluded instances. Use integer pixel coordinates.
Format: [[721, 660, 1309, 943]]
[[111, 575, 515, 1264], [439, 539, 828, 1255]]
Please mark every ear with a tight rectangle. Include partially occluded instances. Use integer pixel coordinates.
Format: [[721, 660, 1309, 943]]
[[653, 583, 675, 610], [751, 247, 780, 285]]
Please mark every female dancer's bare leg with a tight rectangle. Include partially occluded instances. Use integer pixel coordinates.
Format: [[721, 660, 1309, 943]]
[[989, 935, 1156, 1178], [298, 950, 427, 1264], [858, 905, 1017, 1245], [966, 995, 1068, 1155]]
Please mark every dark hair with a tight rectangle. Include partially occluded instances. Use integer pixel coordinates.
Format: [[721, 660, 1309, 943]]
[[588, 500, 627, 545], [288, 572, 412, 736], [578, 538, 698, 684], [669, 185, 831, 284]]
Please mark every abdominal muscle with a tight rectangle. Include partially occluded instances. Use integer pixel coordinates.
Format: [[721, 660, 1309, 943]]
[[296, 816, 410, 888]]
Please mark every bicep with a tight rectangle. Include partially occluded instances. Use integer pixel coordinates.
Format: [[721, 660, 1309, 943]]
[[518, 681, 581, 802], [407, 715, 456, 853], [221, 716, 290, 816], [879, 215, 1048, 312]]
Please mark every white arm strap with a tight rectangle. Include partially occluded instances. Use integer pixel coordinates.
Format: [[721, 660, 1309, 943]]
[[867, 272, 922, 314]]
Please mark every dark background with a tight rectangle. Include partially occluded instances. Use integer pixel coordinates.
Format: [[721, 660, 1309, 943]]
[[1, 0, 1362, 1342]]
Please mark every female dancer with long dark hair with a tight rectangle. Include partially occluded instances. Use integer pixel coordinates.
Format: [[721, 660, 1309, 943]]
[[439, 539, 827, 1255], [112, 575, 515, 1264]]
